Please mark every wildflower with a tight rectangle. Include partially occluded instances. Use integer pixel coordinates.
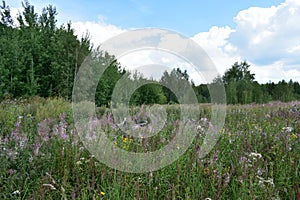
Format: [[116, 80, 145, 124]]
[[290, 133, 298, 139], [204, 167, 210, 175], [223, 172, 230, 184], [11, 130, 19, 140], [19, 137, 28, 149], [29, 155, 33, 163], [42, 184, 56, 190], [3, 137, 8, 143], [79, 146, 85, 151], [100, 191, 105, 195], [33, 143, 41, 156], [282, 126, 293, 133], [76, 160, 82, 165], [60, 131, 68, 140], [257, 168, 263, 176], [37, 119, 51, 142], [249, 152, 262, 160], [12, 190, 20, 195], [122, 137, 128, 143], [7, 149, 19, 160], [201, 117, 208, 122], [240, 156, 247, 161], [26, 113, 32, 117], [196, 125, 204, 132], [8, 169, 15, 175], [52, 124, 58, 135], [257, 176, 274, 187], [58, 113, 68, 140]]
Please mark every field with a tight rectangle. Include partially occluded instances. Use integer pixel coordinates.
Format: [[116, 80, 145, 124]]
[[0, 97, 299, 199]]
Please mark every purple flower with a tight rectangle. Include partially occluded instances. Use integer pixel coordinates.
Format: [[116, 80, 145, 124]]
[[3, 137, 8, 143], [37, 119, 51, 141], [8, 169, 16, 175], [61, 133, 67, 140], [11, 130, 19, 140], [33, 143, 41, 156], [58, 113, 68, 140]]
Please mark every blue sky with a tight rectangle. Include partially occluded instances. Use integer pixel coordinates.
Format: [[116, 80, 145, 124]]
[[6, 0, 300, 83], [8, 0, 283, 36]]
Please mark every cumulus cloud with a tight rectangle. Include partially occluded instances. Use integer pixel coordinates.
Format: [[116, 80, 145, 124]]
[[9, 0, 300, 83], [71, 21, 125, 48], [192, 26, 239, 76], [71, 0, 300, 84], [118, 49, 205, 84], [192, 0, 300, 83]]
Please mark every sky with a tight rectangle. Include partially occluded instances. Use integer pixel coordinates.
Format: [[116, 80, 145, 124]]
[[6, 0, 300, 84]]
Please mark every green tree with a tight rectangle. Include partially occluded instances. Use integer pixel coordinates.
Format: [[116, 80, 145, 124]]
[[223, 61, 255, 104], [273, 80, 294, 102], [160, 68, 191, 104], [0, 1, 92, 99], [95, 50, 125, 106], [129, 74, 166, 106], [293, 81, 300, 100]]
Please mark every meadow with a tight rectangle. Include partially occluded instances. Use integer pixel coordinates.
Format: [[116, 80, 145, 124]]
[[0, 97, 299, 199]]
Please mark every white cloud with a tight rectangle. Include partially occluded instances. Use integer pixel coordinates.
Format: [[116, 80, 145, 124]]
[[192, 26, 240, 77], [192, 0, 300, 83], [71, 21, 125, 48], [9, 0, 300, 83], [118, 49, 205, 83]]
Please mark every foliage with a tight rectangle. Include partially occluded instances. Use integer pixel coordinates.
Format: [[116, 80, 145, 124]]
[[0, 1, 91, 100], [1, 1, 299, 106], [0, 98, 300, 199], [160, 68, 192, 104]]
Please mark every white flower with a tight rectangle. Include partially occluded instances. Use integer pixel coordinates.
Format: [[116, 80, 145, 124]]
[[42, 184, 56, 190], [12, 190, 20, 195], [282, 126, 293, 133], [76, 160, 82, 165], [201, 117, 208, 122], [257, 168, 263, 175], [196, 125, 204, 132], [249, 152, 262, 160], [224, 172, 230, 184], [257, 176, 274, 187]]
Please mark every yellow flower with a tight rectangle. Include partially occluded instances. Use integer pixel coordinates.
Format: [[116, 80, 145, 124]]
[[123, 137, 128, 143], [100, 191, 105, 195], [26, 113, 32, 117], [290, 133, 298, 139], [204, 167, 210, 175]]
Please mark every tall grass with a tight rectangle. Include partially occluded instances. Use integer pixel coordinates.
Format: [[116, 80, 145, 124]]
[[0, 98, 299, 199]]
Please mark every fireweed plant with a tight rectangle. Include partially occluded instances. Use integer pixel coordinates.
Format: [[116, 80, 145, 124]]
[[0, 97, 299, 199]]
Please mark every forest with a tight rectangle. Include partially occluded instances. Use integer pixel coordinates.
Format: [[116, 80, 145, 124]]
[[0, 1, 299, 106], [1, 1, 300, 199]]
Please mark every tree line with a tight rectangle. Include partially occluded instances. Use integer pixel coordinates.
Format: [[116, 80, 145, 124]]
[[0, 1, 299, 106]]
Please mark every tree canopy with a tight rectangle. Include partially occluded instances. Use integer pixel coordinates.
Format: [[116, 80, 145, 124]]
[[0, 1, 299, 106]]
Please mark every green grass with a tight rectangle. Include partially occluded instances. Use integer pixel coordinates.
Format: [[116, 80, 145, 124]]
[[0, 98, 299, 199]]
